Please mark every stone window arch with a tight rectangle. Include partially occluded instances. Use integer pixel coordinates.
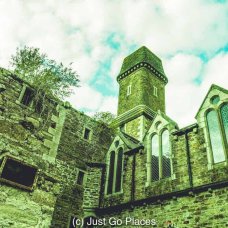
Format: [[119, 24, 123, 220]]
[[205, 102, 228, 164], [150, 127, 172, 182], [106, 147, 124, 195]]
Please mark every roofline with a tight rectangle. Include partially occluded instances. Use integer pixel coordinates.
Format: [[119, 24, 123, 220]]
[[195, 84, 228, 118]]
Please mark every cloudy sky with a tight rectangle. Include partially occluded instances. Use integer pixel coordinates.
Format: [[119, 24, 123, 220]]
[[0, 0, 228, 127]]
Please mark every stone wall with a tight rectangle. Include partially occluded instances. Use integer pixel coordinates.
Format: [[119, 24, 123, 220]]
[[99, 186, 228, 228], [100, 121, 228, 227], [0, 69, 113, 228], [117, 67, 165, 115]]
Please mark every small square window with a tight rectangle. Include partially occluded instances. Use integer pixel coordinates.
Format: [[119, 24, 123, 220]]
[[153, 86, 158, 97], [0, 156, 38, 191], [83, 128, 91, 140], [76, 171, 85, 185], [21, 87, 35, 106], [127, 85, 131, 96]]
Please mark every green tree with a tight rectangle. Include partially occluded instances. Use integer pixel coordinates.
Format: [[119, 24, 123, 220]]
[[10, 46, 79, 99], [93, 111, 115, 125]]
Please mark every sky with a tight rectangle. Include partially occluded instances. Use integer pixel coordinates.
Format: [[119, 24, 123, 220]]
[[0, 0, 228, 127]]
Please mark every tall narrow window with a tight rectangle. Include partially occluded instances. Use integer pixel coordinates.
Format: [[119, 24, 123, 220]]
[[153, 86, 158, 97], [220, 104, 228, 144], [115, 148, 123, 192], [127, 85, 131, 96], [83, 128, 91, 140], [151, 135, 159, 181], [76, 171, 85, 185], [21, 87, 34, 106], [107, 148, 124, 195], [161, 130, 171, 178], [107, 151, 115, 194], [206, 110, 225, 163]]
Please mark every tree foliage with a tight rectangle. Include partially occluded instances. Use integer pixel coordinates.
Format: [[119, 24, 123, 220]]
[[10, 46, 79, 99], [93, 111, 115, 125]]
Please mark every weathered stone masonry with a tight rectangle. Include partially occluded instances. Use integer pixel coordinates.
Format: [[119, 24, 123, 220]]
[[0, 45, 228, 228], [0, 68, 113, 227]]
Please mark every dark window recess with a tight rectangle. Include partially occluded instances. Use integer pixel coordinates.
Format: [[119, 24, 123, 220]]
[[77, 171, 84, 185], [0, 157, 37, 189], [69, 216, 78, 228], [115, 148, 123, 192], [35, 99, 43, 114], [84, 128, 91, 140], [21, 87, 35, 106], [151, 155, 159, 181], [107, 151, 115, 194], [50, 121, 57, 129]]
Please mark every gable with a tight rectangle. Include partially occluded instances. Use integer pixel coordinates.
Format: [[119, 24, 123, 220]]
[[147, 111, 178, 137], [195, 84, 228, 120]]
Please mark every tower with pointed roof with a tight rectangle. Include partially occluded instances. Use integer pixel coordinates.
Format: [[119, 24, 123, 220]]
[[113, 46, 168, 140]]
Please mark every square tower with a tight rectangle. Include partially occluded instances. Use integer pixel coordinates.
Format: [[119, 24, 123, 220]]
[[113, 46, 168, 140]]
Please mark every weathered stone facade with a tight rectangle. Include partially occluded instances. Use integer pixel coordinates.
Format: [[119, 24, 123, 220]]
[[0, 68, 113, 227], [0, 46, 228, 228]]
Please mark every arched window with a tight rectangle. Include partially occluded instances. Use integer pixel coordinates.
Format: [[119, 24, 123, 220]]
[[151, 135, 159, 181], [161, 130, 171, 178], [206, 110, 225, 163], [107, 151, 115, 194], [106, 148, 124, 194], [220, 104, 228, 144], [115, 148, 123, 192], [151, 130, 172, 181]]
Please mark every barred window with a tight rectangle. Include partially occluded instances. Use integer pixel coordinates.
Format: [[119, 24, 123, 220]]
[[161, 130, 171, 178], [107, 148, 124, 194], [206, 102, 227, 164], [151, 130, 172, 181], [151, 135, 159, 181]]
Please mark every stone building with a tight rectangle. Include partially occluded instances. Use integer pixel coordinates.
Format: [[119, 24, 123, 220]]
[[0, 46, 227, 228]]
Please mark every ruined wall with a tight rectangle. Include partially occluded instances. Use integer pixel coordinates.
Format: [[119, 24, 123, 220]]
[[0, 69, 114, 228], [51, 107, 113, 227], [0, 69, 62, 227]]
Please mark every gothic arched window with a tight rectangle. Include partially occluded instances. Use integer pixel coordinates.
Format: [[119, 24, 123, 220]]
[[220, 104, 228, 143], [115, 148, 123, 192], [151, 134, 159, 181], [161, 130, 171, 178], [206, 103, 227, 163], [107, 151, 115, 194], [151, 130, 172, 182], [106, 148, 124, 194]]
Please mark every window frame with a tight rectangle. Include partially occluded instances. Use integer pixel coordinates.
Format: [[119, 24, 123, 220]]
[[204, 102, 228, 165], [0, 156, 38, 191], [153, 86, 158, 97], [17, 84, 35, 108], [105, 147, 124, 195], [83, 127, 92, 141], [127, 84, 132, 96], [76, 169, 86, 186], [150, 127, 173, 182]]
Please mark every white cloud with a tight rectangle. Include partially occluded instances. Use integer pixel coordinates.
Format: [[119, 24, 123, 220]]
[[165, 52, 228, 127], [0, 0, 227, 127], [67, 84, 118, 115]]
